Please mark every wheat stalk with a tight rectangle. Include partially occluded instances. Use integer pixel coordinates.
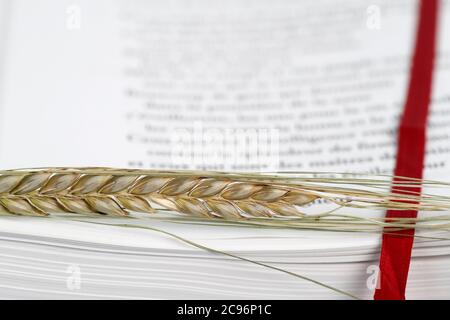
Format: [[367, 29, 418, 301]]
[[0, 168, 449, 223]]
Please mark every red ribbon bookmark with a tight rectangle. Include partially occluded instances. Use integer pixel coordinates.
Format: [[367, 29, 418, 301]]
[[374, 0, 439, 300]]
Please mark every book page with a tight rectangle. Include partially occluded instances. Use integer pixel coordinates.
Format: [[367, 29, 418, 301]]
[[0, 0, 449, 180]]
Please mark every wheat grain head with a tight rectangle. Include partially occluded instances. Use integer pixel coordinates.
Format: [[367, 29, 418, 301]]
[[0, 167, 448, 219]]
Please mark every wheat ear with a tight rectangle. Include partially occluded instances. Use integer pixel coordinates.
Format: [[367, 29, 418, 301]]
[[0, 168, 318, 218], [0, 167, 448, 219]]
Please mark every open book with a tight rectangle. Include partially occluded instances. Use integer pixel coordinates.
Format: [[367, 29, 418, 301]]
[[0, 0, 449, 299]]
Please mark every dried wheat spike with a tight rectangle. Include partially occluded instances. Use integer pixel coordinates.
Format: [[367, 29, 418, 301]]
[[0, 168, 319, 219]]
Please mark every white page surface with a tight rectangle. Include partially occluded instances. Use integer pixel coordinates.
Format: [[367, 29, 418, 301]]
[[1, 0, 449, 176]]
